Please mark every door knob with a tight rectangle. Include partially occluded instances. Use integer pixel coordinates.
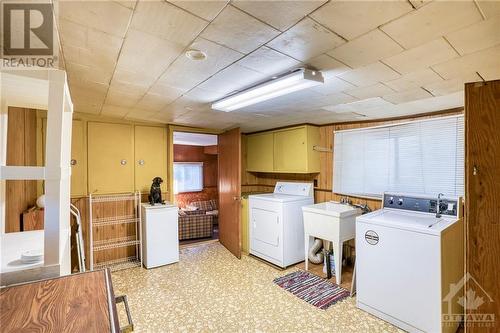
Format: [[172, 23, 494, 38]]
[[473, 165, 478, 176], [233, 196, 241, 201]]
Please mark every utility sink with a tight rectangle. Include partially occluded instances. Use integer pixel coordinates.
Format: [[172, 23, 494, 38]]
[[302, 201, 361, 285], [302, 201, 361, 218]]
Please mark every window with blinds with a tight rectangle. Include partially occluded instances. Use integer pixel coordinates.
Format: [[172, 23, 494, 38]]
[[333, 115, 464, 198], [173, 162, 204, 194]]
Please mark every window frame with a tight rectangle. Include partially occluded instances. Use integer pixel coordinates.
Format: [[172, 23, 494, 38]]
[[173, 162, 204, 194]]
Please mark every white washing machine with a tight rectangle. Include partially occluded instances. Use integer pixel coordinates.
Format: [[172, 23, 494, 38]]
[[249, 182, 313, 268], [356, 193, 463, 333]]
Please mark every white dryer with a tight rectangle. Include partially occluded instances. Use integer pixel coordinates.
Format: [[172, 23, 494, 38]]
[[249, 182, 313, 268], [356, 193, 463, 333]]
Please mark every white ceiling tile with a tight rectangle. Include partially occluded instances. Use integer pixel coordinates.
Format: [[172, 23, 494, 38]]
[[327, 29, 404, 68], [116, 29, 183, 78], [446, 16, 500, 55], [322, 97, 394, 113], [148, 81, 186, 100], [383, 68, 443, 92], [266, 17, 345, 61], [311, 77, 355, 95], [337, 62, 400, 87], [197, 63, 267, 95], [184, 87, 228, 103], [232, 0, 326, 31], [157, 37, 243, 91], [105, 80, 148, 108], [476, 0, 500, 19], [304, 54, 351, 78], [57, 0, 133, 38], [310, 1, 413, 40], [423, 73, 481, 96], [101, 104, 130, 118], [135, 93, 176, 112], [125, 108, 159, 122], [344, 83, 395, 100], [380, 1, 483, 49], [316, 93, 358, 107], [168, 0, 228, 21], [112, 69, 157, 88], [432, 45, 500, 79], [237, 46, 300, 76], [69, 80, 108, 114], [382, 87, 433, 104], [65, 61, 113, 86], [200, 5, 279, 53], [396, 91, 464, 113], [383, 38, 458, 74], [131, 1, 207, 45], [408, 0, 430, 9]]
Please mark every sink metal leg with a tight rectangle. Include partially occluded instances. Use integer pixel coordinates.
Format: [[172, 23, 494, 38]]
[[334, 241, 343, 285]]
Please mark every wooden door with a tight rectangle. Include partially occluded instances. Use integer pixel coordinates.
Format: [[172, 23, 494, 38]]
[[465, 79, 500, 332], [134, 126, 167, 193], [88, 122, 134, 194], [218, 128, 241, 258]]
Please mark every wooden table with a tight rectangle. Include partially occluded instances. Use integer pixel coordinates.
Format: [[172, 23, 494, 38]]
[[0, 269, 120, 332]]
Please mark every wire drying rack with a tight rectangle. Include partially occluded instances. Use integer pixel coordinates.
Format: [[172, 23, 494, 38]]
[[89, 192, 142, 271]]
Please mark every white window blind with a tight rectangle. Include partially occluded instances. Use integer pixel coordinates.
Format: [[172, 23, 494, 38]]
[[333, 115, 464, 198], [173, 162, 203, 194]]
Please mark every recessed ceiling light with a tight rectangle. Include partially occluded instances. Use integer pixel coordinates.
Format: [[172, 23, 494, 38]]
[[185, 49, 207, 61]]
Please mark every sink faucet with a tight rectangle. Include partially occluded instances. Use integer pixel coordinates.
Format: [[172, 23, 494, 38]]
[[436, 193, 444, 218], [340, 196, 352, 205]]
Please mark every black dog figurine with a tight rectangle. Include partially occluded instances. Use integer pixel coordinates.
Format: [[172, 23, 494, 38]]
[[149, 177, 164, 205]]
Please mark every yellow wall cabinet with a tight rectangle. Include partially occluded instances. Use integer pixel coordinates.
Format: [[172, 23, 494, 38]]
[[70, 120, 87, 197], [246, 125, 320, 173], [241, 196, 249, 254], [246, 132, 274, 172], [134, 126, 167, 193], [88, 122, 135, 194]]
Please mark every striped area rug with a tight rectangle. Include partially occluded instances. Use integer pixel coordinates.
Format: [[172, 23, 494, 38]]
[[273, 270, 350, 310]]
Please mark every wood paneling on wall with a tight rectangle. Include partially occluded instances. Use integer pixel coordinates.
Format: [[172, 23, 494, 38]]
[[465, 80, 499, 331], [5, 107, 42, 232], [242, 109, 464, 211], [173, 144, 218, 205]]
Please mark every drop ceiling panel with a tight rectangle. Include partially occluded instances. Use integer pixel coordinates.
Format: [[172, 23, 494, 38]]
[[382, 87, 432, 104], [311, 77, 355, 95], [125, 108, 159, 121], [475, 0, 500, 18], [380, 1, 483, 49], [135, 93, 176, 112], [344, 83, 395, 100], [197, 63, 267, 94], [200, 5, 279, 53], [310, 1, 413, 40], [304, 54, 351, 78], [383, 68, 444, 92], [338, 62, 400, 87], [157, 37, 243, 91], [383, 38, 458, 74], [322, 97, 394, 113], [232, 0, 326, 31], [101, 104, 131, 118], [147, 81, 186, 101], [328, 29, 403, 68], [423, 73, 481, 96], [130, 1, 208, 45], [65, 61, 113, 86], [116, 29, 184, 77], [237, 46, 300, 76], [432, 45, 500, 79], [57, 0, 133, 38], [316, 93, 358, 107], [445, 16, 500, 55], [168, 0, 228, 21], [266, 18, 345, 61]]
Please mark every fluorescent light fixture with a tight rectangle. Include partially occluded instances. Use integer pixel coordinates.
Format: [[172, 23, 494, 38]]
[[211, 69, 324, 112]]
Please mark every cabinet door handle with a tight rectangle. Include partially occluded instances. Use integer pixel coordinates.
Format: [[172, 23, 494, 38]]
[[138, 159, 145, 166], [120, 159, 127, 165], [70, 159, 77, 166]]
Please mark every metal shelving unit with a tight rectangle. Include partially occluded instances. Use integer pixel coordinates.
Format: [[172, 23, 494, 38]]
[[89, 192, 142, 272]]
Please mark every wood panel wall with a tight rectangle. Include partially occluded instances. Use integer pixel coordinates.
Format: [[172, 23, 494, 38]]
[[242, 109, 464, 212], [173, 144, 218, 206], [465, 80, 499, 332], [5, 107, 43, 232]]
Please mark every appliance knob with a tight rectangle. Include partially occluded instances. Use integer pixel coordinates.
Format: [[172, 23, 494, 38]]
[[398, 199, 404, 206], [389, 197, 394, 204]]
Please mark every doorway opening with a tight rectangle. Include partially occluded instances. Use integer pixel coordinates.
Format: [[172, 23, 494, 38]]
[[173, 131, 219, 246]]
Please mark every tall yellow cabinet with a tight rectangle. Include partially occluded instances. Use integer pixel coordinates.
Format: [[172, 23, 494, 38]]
[[88, 123, 135, 194], [70, 120, 87, 196], [246, 125, 320, 173], [134, 126, 167, 193]]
